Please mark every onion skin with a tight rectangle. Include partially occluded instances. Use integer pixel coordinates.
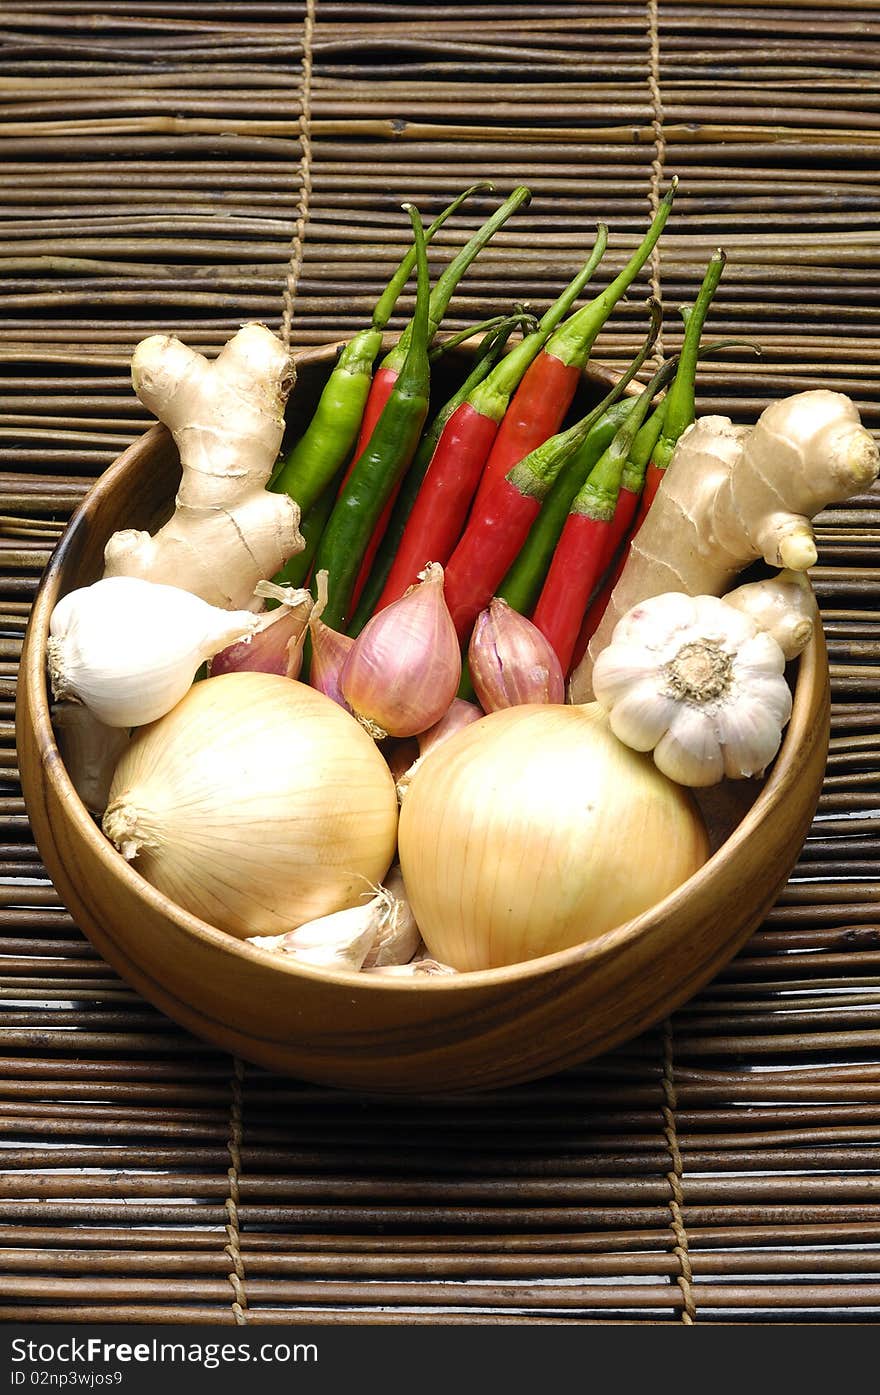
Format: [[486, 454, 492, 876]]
[[398, 703, 709, 970], [104, 672, 399, 938]]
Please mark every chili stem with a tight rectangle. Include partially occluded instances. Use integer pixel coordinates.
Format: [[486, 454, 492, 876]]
[[312, 204, 432, 632], [531, 354, 680, 671], [472, 180, 677, 511], [270, 184, 488, 517]]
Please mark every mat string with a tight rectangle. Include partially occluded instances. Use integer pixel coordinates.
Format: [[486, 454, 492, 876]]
[[224, 1055, 249, 1326], [646, 0, 666, 365], [661, 1018, 697, 1324], [280, 0, 317, 350]]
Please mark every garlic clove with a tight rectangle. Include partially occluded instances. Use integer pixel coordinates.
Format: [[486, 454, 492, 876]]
[[340, 562, 461, 739], [52, 702, 132, 815], [654, 706, 724, 787], [735, 630, 787, 676], [364, 958, 457, 977], [48, 576, 259, 728], [613, 592, 697, 649], [247, 898, 382, 972], [692, 594, 757, 651], [735, 672, 793, 727], [468, 598, 564, 711], [607, 680, 680, 753], [715, 697, 786, 780], [361, 866, 422, 969], [592, 645, 663, 706]]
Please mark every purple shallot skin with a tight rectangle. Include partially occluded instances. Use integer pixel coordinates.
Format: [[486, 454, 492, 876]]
[[469, 597, 565, 711]]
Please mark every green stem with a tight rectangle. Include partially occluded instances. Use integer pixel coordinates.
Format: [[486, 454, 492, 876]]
[[545, 179, 678, 368], [468, 223, 608, 418], [508, 300, 663, 500], [653, 247, 726, 470], [382, 185, 532, 370], [370, 182, 493, 331], [428, 311, 536, 362], [268, 185, 490, 514]]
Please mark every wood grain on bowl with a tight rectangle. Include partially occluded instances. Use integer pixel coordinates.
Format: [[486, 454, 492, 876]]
[[16, 345, 830, 1094]]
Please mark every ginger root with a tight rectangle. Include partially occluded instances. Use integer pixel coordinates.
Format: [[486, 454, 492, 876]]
[[103, 323, 303, 610], [571, 389, 879, 701], [724, 569, 817, 661]]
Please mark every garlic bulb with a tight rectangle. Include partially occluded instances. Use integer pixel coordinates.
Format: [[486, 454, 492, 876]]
[[592, 591, 793, 787], [48, 576, 259, 728]]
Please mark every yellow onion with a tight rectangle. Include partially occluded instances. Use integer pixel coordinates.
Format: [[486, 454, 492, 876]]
[[103, 672, 398, 938], [398, 703, 709, 970]]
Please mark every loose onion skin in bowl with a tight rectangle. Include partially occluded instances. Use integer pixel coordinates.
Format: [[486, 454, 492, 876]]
[[103, 672, 399, 938], [398, 703, 710, 971]]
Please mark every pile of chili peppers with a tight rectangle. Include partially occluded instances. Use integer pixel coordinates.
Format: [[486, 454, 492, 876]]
[[271, 181, 748, 680]]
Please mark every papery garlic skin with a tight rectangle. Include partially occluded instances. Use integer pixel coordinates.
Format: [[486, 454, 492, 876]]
[[49, 576, 259, 728], [361, 866, 422, 969], [365, 958, 457, 978], [593, 592, 792, 787], [247, 867, 420, 973]]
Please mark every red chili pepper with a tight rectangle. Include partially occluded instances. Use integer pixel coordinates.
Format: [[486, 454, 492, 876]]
[[443, 305, 661, 645], [372, 229, 609, 609], [531, 354, 677, 673], [375, 402, 499, 609], [569, 553, 623, 672], [473, 180, 677, 511], [344, 186, 531, 476]]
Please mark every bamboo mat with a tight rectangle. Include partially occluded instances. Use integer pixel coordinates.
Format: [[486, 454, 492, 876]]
[[2, 0, 880, 1325]]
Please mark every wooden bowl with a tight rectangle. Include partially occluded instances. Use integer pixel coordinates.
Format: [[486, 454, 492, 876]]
[[16, 345, 830, 1093]]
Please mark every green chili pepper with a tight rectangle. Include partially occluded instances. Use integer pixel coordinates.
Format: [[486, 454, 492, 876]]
[[270, 183, 490, 517], [313, 202, 432, 631]]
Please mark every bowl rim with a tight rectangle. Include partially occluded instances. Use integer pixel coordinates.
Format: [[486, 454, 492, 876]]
[[22, 348, 827, 995]]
